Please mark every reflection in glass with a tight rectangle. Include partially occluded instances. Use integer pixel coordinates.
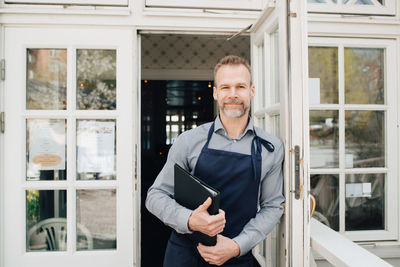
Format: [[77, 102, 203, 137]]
[[26, 119, 67, 181], [345, 173, 385, 230], [311, 174, 339, 231], [310, 110, 339, 168], [259, 44, 265, 106], [345, 111, 385, 168], [76, 120, 116, 180], [344, 0, 377, 4], [345, 48, 384, 104], [27, 49, 67, 110], [77, 50, 116, 110], [26, 190, 67, 251], [273, 115, 280, 137], [309, 47, 338, 104], [344, 0, 383, 3], [76, 189, 116, 250], [272, 30, 280, 104]]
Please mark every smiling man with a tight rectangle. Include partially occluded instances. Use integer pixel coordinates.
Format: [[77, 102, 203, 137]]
[[146, 55, 285, 267]]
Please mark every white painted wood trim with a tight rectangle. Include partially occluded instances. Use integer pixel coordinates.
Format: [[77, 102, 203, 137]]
[[133, 29, 140, 267], [5, 0, 128, 6], [0, 24, 5, 267], [311, 218, 394, 267]]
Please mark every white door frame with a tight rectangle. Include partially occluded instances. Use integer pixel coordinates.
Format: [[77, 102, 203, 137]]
[[0, 24, 6, 267]]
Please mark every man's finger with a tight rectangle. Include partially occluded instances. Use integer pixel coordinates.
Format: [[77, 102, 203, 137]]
[[198, 197, 212, 211]]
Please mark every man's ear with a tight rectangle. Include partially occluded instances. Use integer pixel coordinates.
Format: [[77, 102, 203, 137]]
[[213, 86, 217, 100], [250, 84, 255, 98]]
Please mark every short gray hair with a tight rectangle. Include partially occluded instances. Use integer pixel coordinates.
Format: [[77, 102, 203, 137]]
[[213, 55, 252, 85]]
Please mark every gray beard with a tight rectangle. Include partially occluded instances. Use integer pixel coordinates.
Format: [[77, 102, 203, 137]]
[[221, 105, 248, 118]]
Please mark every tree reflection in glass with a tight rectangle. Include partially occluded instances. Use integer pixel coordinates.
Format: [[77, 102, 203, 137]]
[[27, 49, 67, 110], [345, 48, 384, 105], [77, 50, 116, 110], [345, 111, 385, 168], [308, 46, 338, 104]]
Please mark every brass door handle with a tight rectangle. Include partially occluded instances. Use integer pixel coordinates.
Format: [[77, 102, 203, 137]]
[[310, 194, 316, 217]]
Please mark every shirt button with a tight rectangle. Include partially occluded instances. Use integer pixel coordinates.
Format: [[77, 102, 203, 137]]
[[233, 139, 237, 143]]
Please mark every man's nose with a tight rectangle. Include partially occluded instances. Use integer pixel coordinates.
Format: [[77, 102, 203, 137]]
[[227, 87, 238, 97]]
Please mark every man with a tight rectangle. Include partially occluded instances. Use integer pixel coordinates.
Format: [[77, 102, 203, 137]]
[[146, 55, 284, 266]]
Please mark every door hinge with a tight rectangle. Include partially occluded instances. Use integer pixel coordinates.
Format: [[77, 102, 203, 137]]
[[1, 112, 4, 133], [1, 59, 5, 81]]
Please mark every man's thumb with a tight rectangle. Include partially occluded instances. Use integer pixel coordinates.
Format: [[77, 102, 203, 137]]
[[199, 197, 212, 211]]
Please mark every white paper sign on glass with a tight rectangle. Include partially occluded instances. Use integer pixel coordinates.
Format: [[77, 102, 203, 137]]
[[77, 120, 115, 174], [346, 182, 372, 198], [28, 119, 66, 175], [309, 78, 321, 105]]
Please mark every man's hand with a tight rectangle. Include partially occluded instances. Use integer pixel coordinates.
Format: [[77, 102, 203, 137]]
[[197, 234, 240, 266], [188, 197, 225, 236]]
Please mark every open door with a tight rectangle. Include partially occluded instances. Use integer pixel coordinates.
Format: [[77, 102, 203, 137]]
[[250, 1, 310, 266], [3, 27, 136, 267]]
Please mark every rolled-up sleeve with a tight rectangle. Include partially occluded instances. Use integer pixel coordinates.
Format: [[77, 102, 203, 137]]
[[233, 141, 285, 256], [145, 133, 194, 234]]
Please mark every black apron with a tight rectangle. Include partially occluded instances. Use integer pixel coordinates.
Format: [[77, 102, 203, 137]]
[[164, 122, 274, 267]]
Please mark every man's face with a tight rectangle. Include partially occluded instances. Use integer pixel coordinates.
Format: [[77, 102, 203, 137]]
[[213, 64, 255, 119]]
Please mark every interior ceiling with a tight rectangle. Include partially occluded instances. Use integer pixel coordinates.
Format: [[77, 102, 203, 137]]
[[141, 34, 250, 71]]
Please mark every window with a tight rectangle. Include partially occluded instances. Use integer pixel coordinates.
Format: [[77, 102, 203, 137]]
[[307, 0, 396, 15], [5, 0, 128, 7], [145, 0, 263, 11], [308, 38, 397, 241]]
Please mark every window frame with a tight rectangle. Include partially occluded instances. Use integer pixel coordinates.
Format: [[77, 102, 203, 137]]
[[308, 37, 398, 241], [4, 0, 128, 6], [145, 0, 263, 11]]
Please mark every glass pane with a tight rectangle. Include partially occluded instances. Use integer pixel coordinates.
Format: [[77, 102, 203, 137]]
[[343, 0, 383, 6], [76, 189, 116, 250], [27, 49, 67, 110], [26, 190, 67, 251], [355, 0, 373, 4], [345, 173, 384, 230], [271, 30, 280, 104], [77, 49, 116, 110], [76, 119, 116, 180], [26, 119, 67, 181], [345, 111, 385, 168], [311, 174, 339, 231], [308, 0, 327, 2], [310, 110, 339, 168], [259, 44, 265, 107], [344, 48, 384, 104], [308, 47, 338, 104], [273, 114, 280, 137]]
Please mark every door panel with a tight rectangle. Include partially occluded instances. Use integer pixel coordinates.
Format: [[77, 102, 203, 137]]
[[250, 1, 309, 266], [3, 27, 135, 267]]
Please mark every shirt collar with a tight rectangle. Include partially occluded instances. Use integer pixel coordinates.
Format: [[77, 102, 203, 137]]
[[214, 115, 254, 138]]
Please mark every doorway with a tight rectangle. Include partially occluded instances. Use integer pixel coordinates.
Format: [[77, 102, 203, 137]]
[[140, 33, 250, 266]]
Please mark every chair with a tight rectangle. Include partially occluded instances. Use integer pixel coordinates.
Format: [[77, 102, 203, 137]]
[[27, 217, 93, 251]]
